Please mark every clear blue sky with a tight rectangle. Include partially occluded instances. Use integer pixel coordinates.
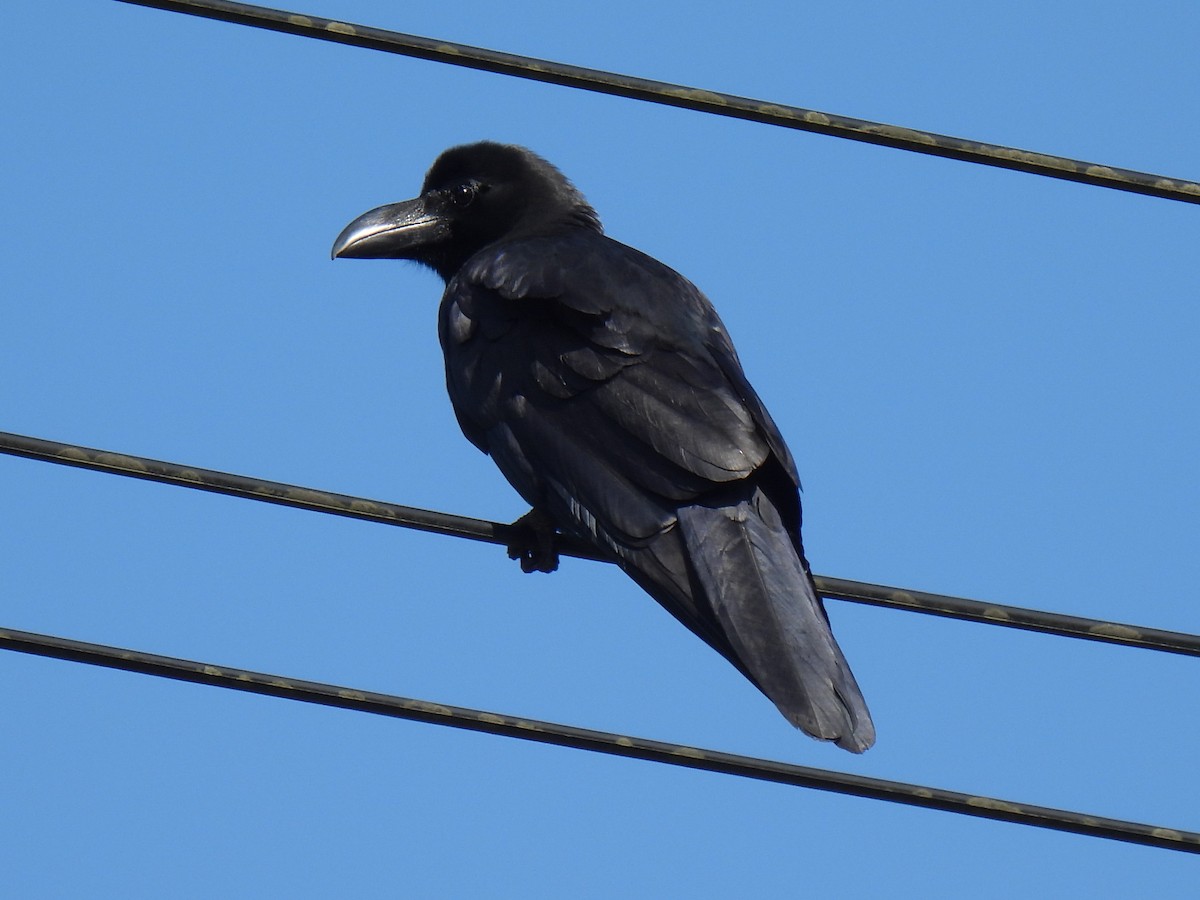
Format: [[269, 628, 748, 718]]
[[3, 1, 1198, 896]]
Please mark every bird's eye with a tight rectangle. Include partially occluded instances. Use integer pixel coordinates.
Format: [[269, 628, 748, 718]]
[[450, 182, 479, 208]]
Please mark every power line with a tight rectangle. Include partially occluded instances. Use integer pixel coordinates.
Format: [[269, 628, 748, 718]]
[[814, 576, 1199, 655], [2, 622, 1195, 854], [113, 0, 1200, 205], [4, 429, 1197, 656], [12, 3, 1188, 874]]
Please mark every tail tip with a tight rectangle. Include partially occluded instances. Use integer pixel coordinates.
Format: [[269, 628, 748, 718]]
[[786, 709, 876, 753]]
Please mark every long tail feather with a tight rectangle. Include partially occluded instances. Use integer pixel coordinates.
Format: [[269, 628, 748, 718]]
[[677, 487, 875, 752]]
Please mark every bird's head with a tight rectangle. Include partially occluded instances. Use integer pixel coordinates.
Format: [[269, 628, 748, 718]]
[[332, 142, 601, 282]]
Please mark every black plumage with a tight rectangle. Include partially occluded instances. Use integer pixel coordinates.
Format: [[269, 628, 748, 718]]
[[333, 142, 874, 752]]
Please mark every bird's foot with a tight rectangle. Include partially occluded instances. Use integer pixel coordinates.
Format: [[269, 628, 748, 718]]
[[506, 508, 560, 573]]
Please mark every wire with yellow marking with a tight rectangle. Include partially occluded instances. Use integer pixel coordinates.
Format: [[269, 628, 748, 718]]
[[111, 0, 1200, 205], [1, 623, 1196, 853], [3, 429, 1197, 656]]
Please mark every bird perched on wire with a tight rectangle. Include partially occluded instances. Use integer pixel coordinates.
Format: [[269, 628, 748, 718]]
[[332, 142, 874, 752]]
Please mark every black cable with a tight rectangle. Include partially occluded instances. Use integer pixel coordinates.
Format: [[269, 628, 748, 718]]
[[1, 622, 1195, 853], [13, 2, 1189, 860], [3, 429, 1197, 656], [112, 0, 1200, 205]]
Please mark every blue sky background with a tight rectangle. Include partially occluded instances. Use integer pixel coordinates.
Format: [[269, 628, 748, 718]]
[[3, 1, 1198, 895]]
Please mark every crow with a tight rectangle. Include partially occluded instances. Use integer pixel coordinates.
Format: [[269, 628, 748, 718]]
[[332, 142, 874, 752]]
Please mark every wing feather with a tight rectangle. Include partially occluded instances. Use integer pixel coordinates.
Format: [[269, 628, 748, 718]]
[[443, 231, 785, 536]]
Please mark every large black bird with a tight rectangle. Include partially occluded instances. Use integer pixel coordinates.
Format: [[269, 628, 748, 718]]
[[332, 142, 874, 752]]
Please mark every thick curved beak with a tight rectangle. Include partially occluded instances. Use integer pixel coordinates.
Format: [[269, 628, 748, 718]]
[[331, 197, 450, 260]]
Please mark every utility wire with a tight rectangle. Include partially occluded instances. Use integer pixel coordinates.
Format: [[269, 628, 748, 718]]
[[113, 0, 1200, 205], [4, 429, 1197, 657], [1, 623, 1196, 854], [13, 3, 1188, 861]]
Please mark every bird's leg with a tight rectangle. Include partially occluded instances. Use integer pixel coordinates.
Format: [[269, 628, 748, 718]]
[[506, 508, 560, 573]]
